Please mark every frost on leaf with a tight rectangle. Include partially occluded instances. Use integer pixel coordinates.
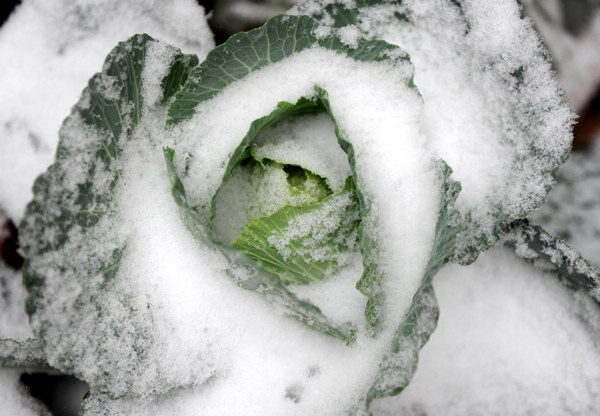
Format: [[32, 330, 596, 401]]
[[503, 219, 600, 303], [19, 34, 204, 398], [532, 144, 600, 267], [162, 15, 460, 414], [292, 0, 575, 263]]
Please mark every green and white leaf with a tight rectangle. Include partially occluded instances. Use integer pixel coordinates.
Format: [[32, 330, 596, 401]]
[[502, 219, 600, 303], [292, 0, 574, 264], [164, 147, 357, 343], [531, 147, 600, 267], [0, 338, 49, 371], [364, 161, 462, 409], [213, 158, 332, 244], [233, 176, 359, 285], [19, 34, 200, 398]]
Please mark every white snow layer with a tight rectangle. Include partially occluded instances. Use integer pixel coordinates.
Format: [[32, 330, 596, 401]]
[[79, 238, 600, 415], [0, 0, 214, 222], [293, 0, 574, 260], [373, 246, 600, 415]]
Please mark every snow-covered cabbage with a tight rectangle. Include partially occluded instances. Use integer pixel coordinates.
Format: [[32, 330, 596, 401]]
[[2, 0, 598, 415]]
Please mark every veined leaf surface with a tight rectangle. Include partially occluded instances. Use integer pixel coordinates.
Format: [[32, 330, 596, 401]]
[[19, 34, 201, 398]]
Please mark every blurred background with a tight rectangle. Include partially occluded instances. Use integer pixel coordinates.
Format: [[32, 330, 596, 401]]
[[1, 0, 599, 414]]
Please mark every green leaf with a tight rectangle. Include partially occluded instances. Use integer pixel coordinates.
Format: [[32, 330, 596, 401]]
[[233, 176, 359, 285], [283, 164, 332, 201], [365, 161, 462, 408], [502, 219, 600, 302], [168, 15, 409, 126], [164, 147, 357, 344], [212, 157, 332, 244], [19, 34, 199, 397]]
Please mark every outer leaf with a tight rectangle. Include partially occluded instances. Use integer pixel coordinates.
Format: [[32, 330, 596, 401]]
[[531, 148, 600, 267], [292, 0, 573, 265], [364, 161, 462, 409], [19, 34, 199, 398], [502, 219, 600, 303], [233, 176, 359, 285], [314, 85, 382, 330], [168, 15, 409, 126]]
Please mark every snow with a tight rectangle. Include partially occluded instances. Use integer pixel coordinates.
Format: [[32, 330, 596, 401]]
[[292, 0, 575, 262], [0, 263, 47, 415], [337, 25, 362, 48], [373, 246, 600, 415], [251, 112, 352, 192], [81, 246, 600, 415], [0, 0, 214, 222]]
